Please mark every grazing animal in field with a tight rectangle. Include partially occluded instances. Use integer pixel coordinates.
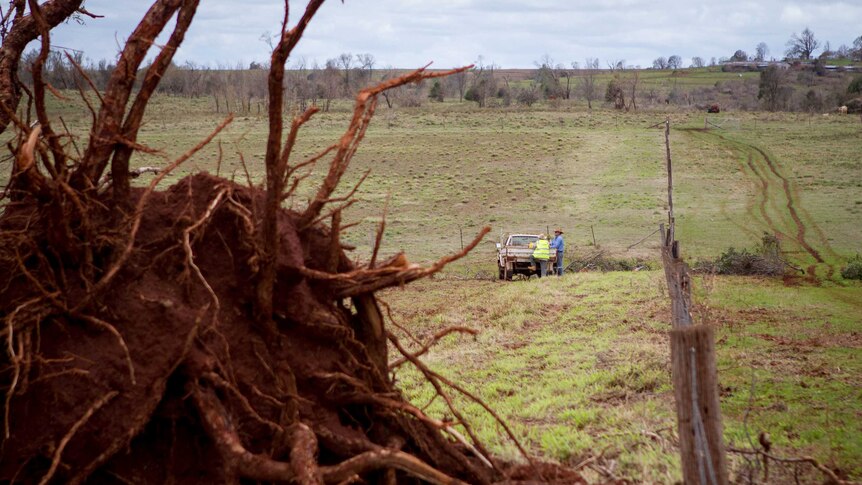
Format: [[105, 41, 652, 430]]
[[838, 105, 848, 114]]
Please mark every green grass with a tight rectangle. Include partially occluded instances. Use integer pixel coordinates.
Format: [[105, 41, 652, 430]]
[[3, 92, 861, 481], [384, 273, 862, 483], [8, 93, 859, 275]]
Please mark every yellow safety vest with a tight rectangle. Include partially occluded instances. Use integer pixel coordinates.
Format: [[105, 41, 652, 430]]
[[532, 239, 550, 260]]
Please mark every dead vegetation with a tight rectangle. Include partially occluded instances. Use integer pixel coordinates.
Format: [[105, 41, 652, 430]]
[[0, 1, 582, 483]]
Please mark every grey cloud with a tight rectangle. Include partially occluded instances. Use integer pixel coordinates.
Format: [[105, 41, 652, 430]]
[[47, 0, 862, 68]]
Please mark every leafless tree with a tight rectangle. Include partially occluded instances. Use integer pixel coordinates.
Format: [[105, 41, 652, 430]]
[[534, 54, 563, 98], [319, 58, 341, 111], [753, 42, 768, 62], [378, 65, 396, 108], [853, 35, 862, 61], [691, 56, 704, 68], [667, 55, 682, 69], [337, 52, 353, 93], [759, 65, 790, 111], [448, 68, 468, 102], [464, 57, 497, 107], [786, 28, 819, 60], [579, 57, 599, 109], [626, 68, 640, 110], [356, 52, 374, 87]]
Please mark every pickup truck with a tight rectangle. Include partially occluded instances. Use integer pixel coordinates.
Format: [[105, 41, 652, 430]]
[[495, 233, 557, 280]]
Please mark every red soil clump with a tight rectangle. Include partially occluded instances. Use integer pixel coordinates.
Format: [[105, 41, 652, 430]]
[[0, 174, 581, 484]]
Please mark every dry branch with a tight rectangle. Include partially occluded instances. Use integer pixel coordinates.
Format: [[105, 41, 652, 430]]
[[727, 446, 849, 484], [0, 0, 85, 134]]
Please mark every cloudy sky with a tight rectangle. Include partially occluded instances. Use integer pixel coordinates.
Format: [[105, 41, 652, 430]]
[[49, 0, 862, 69]]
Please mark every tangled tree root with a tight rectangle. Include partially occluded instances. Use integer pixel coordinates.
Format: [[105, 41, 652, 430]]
[[0, 1, 585, 483], [0, 173, 584, 484]]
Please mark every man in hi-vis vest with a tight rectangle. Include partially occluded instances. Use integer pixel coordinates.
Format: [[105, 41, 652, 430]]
[[531, 234, 550, 278]]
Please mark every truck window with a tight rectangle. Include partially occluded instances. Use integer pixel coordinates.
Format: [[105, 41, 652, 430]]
[[509, 235, 538, 246]]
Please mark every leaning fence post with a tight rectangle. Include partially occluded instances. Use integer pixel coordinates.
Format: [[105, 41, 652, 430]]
[[660, 117, 728, 485]]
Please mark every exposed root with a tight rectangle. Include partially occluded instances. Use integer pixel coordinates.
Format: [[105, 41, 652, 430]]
[[77, 314, 136, 385], [37, 390, 118, 485], [0, 3, 582, 483], [389, 326, 478, 369], [182, 187, 229, 314], [72, 114, 234, 313], [190, 383, 467, 485]]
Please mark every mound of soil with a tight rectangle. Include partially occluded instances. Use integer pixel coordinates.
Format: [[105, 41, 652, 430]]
[[0, 173, 582, 484]]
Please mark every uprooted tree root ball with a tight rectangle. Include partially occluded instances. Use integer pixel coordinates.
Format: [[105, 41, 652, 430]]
[[1, 173, 570, 484], [0, 1, 584, 483]]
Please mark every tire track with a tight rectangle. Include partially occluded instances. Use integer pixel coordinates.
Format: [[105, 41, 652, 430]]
[[682, 129, 837, 281], [745, 153, 791, 241], [750, 145, 836, 280]]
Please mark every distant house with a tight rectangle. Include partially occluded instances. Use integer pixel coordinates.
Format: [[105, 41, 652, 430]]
[[721, 61, 789, 72]]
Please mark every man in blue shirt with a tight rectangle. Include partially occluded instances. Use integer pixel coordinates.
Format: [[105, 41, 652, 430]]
[[550, 228, 564, 276]]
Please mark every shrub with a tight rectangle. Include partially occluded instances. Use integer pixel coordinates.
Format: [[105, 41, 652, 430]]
[[841, 254, 862, 280], [845, 97, 862, 114], [847, 75, 862, 95], [428, 80, 444, 102], [697, 233, 787, 276], [515, 87, 539, 107]]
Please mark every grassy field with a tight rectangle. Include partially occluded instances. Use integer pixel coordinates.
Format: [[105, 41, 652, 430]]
[[3, 92, 861, 482], [17, 92, 861, 271], [383, 273, 862, 483]]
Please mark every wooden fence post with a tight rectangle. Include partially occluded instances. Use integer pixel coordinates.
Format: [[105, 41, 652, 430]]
[[660, 117, 728, 485]]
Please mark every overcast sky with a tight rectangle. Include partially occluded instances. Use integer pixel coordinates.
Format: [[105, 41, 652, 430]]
[[49, 0, 862, 69]]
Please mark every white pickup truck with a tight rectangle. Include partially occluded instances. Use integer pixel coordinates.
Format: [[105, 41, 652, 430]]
[[495, 233, 557, 280]]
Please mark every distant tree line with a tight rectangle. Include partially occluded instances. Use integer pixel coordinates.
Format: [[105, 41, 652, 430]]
[[20, 35, 862, 115], [652, 29, 862, 69]]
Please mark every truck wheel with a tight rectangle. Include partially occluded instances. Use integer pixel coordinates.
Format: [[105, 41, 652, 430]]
[[498, 267, 505, 280]]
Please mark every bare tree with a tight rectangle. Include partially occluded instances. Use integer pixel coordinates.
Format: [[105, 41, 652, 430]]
[[337, 51, 353, 93], [786, 28, 819, 60], [534, 54, 564, 98], [464, 57, 497, 107], [652, 56, 668, 69], [853, 35, 862, 61], [691, 56, 704, 68], [378, 65, 396, 108], [626, 69, 640, 110], [356, 52, 374, 87], [667, 55, 682, 69], [755, 42, 769, 61], [579, 58, 599, 109], [319, 58, 341, 111], [559, 63, 573, 99], [447, 68, 468, 102], [759, 65, 790, 111]]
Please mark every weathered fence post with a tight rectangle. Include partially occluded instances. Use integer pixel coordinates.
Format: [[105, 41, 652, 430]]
[[660, 118, 729, 485]]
